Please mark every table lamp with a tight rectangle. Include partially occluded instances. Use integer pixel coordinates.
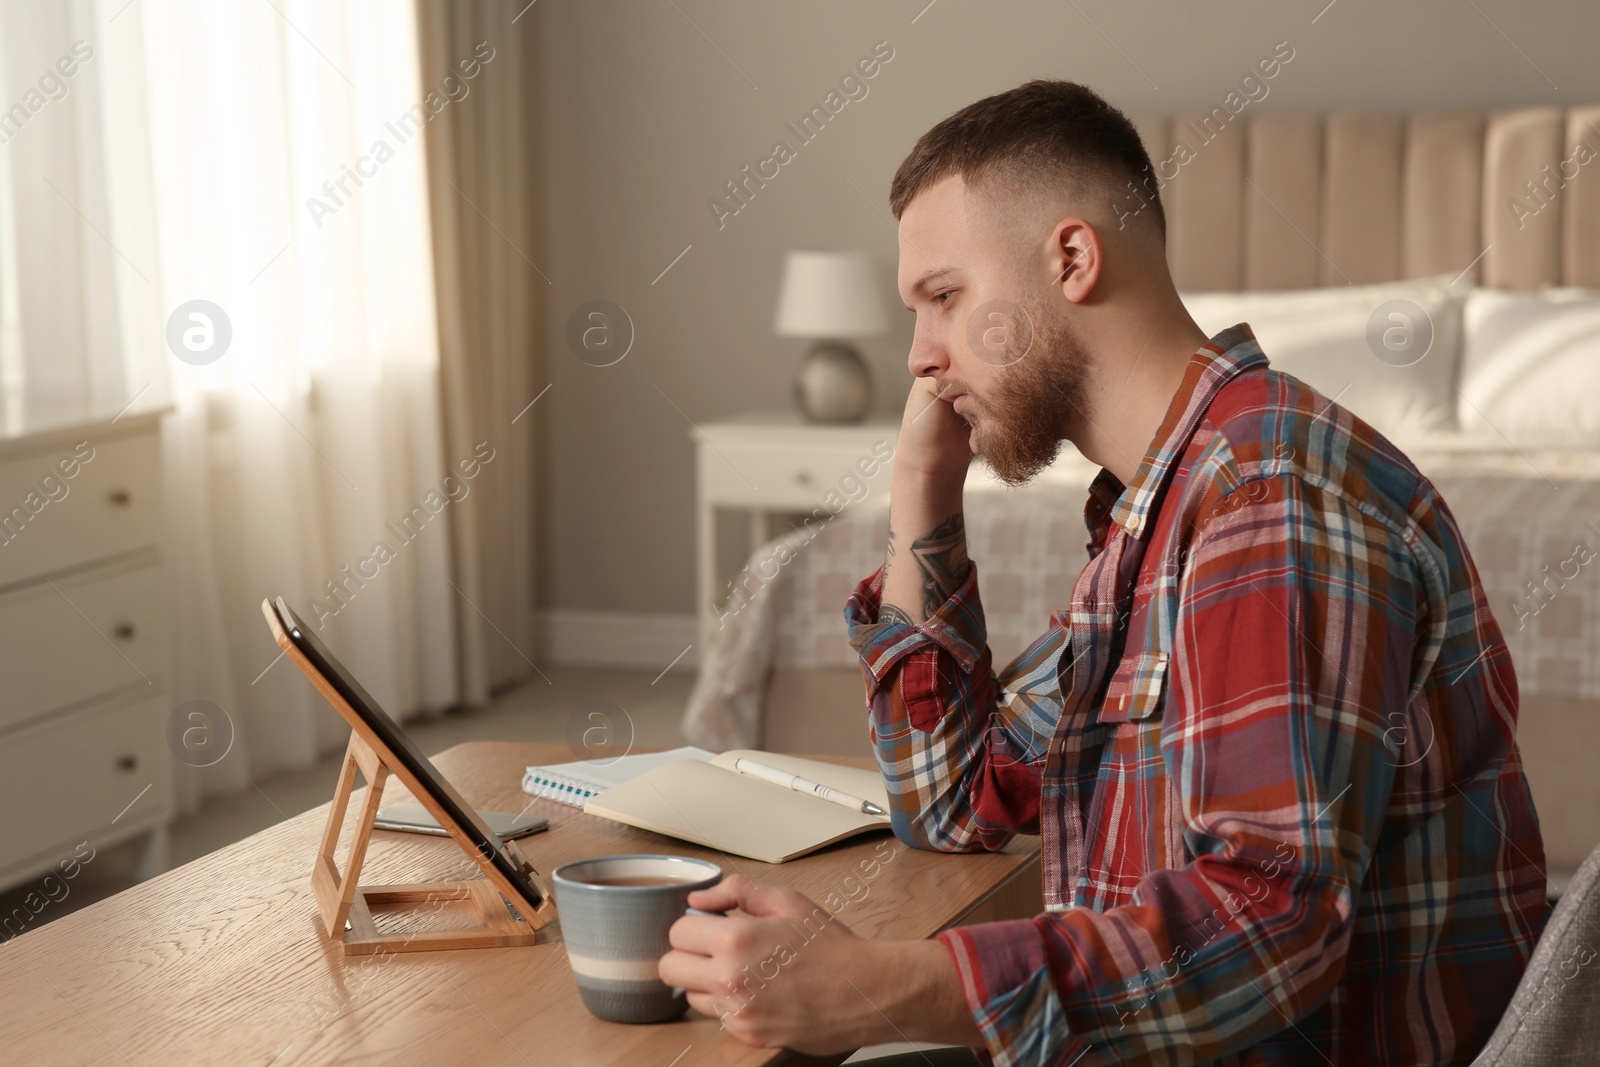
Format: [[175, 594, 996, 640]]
[[773, 249, 889, 423]]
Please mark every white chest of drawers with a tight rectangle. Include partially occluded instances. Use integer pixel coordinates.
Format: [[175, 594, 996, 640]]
[[0, 410, 171, 895]]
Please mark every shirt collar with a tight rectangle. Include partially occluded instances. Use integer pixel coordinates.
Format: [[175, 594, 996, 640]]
[[1093, 324, 1267, 540]]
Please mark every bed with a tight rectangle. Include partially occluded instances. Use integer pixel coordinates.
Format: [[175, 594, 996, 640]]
[[683, 104, 1600, 877]]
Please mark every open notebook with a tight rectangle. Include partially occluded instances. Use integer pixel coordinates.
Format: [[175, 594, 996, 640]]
[[523, 748, 892, 863]]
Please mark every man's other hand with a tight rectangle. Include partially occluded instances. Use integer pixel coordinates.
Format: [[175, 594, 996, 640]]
[[658, 873, 979, 1054]]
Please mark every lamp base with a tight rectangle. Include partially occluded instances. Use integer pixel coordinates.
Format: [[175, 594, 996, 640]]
[[794, 341, 872, 424]]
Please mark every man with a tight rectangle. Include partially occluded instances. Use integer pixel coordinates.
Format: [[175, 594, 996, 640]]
[[660, 80, 1547, 1066]]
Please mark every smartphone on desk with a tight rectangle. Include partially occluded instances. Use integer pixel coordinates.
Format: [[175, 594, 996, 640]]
[[375, 801, 549, 841]]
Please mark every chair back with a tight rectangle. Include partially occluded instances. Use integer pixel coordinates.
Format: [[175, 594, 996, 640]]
[[1474, 844, 1600, 1065]]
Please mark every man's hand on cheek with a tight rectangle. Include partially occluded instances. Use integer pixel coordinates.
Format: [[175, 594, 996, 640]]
[[657, 874, 891, 1053], [897, 375, 975, 481]]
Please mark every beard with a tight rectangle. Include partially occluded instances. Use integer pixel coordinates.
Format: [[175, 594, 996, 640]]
[[951, 303, 1089, 486]]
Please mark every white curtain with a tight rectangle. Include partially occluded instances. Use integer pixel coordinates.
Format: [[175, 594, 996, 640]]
[[70, 0, 461, 809]]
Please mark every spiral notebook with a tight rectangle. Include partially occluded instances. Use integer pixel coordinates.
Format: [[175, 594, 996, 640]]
[[520, 746, 717, 807], [525, 746, 892, 863]]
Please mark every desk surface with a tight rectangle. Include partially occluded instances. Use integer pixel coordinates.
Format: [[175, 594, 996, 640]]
[[0, 742, 1037, 1066]]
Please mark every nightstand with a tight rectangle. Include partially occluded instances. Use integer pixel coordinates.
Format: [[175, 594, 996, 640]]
[[692, 411, 899, 655]]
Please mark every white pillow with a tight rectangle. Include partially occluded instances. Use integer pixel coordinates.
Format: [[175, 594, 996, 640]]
[[1458, 288, 1600, 445], [1181, 277, 1466, 441]]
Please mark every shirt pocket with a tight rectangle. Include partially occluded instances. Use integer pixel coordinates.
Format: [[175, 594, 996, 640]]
[[1095, 650, 1170, 724]]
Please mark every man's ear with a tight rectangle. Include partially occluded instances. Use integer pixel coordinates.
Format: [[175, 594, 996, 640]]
[[1050, 219, 1102, 304]]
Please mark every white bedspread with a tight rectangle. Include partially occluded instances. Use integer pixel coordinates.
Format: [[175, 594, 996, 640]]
[[682, 444, 1600, 750]]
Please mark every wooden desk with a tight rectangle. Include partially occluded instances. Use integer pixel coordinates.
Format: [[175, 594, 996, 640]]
[[0, 742, 1038, 1066]]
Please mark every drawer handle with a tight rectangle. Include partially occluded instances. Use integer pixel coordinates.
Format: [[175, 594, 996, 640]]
[[116, 755, 138, 772], [109, 489, 132, 506], [114, 623, 136, 640]]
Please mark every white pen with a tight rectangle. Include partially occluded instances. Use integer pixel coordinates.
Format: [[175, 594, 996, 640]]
[[733, 758, 887, 816]]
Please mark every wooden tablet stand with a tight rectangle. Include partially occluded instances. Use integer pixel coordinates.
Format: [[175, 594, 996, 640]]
[[312, 728, 546, 955], [263, 598, 555, 956]]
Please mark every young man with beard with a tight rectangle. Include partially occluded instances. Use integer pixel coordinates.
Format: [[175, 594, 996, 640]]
[[659, 81, 1547, 1066]]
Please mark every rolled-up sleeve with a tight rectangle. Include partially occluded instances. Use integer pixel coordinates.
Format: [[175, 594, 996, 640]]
[[845, 561, 1069, 852]]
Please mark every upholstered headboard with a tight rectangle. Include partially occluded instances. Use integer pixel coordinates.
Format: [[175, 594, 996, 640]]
[[1129, 107, 1600, 292]]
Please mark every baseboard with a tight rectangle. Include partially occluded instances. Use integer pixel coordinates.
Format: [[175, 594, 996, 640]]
[[539, 610, 699, 673]]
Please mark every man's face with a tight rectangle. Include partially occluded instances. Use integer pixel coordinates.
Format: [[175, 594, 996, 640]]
[[897, 175, 1087, 485]]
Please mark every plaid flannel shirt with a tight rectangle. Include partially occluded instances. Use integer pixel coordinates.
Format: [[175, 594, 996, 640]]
[[844, 326, 1547, 1066]]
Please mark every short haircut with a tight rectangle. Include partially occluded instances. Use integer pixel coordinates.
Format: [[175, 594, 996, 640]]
[[889, 79, 1164, 238]]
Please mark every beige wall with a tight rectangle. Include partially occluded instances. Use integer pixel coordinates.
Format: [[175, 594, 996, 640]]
[[531, 0, 1600, 620]]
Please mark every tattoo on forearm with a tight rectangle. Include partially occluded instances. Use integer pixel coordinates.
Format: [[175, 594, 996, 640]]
[[881, 527, 908, 623], [878, 603, 915, 626], [881, 515, 969, 623], [909, 514, 969, 616]]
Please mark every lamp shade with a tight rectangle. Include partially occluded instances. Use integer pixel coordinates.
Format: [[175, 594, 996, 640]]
[[772, 249, 890, 339]]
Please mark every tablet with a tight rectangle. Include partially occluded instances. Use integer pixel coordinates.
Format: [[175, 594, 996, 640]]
[[264, 596, 551, 916]]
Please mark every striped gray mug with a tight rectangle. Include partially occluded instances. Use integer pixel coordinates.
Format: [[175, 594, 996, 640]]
[[552, 854, 724, 1024]]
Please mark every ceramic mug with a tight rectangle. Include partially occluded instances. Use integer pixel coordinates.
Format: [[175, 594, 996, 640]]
[[552, 854, 723, 1023]]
